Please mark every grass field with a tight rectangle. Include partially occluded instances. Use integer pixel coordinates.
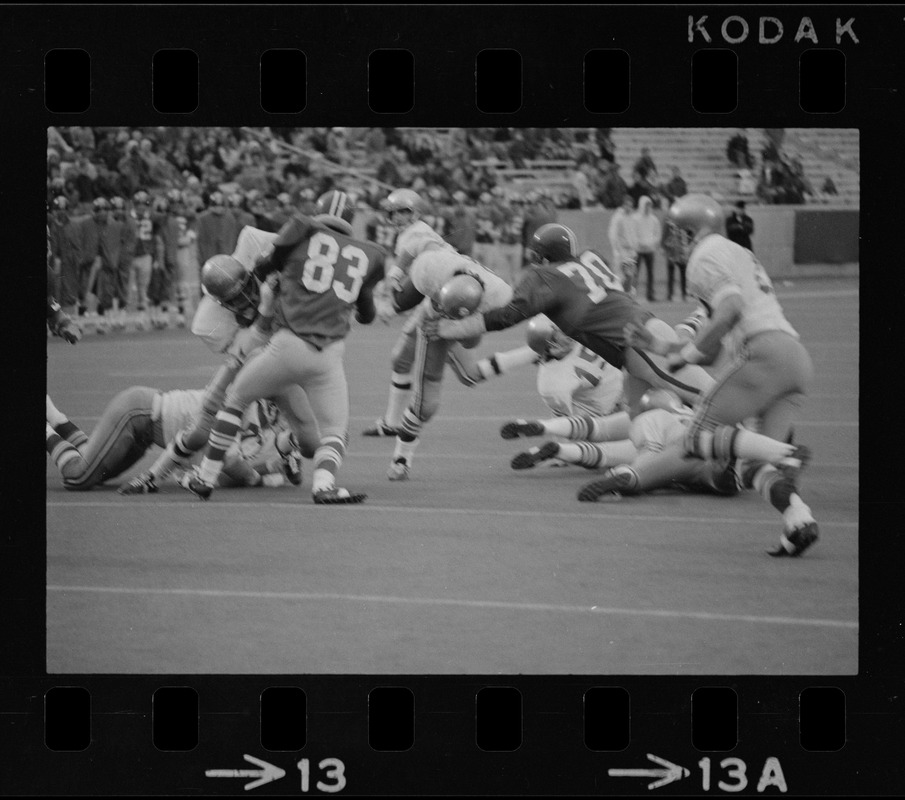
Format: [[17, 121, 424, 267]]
[[46, 279, 858, 675]]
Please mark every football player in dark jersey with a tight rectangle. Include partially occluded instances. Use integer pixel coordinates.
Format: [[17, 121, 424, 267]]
[[183, 190, 386, 505], [429, 223, 714, 415]]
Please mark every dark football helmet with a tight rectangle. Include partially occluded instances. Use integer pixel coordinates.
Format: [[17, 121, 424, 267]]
[[528, 223, 579, 264]]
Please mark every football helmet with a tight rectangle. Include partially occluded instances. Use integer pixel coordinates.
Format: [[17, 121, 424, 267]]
[[201, 254, 260, 321], [438, 273, 484, 319], [526, 314, 572, 360], [314, 189, 355, 225], [208, 191, 225, 207], [668, 193, 724, 243], [528, 223, 578, 264], [132, 190, 150, 206], [385, 188, 422, 228]]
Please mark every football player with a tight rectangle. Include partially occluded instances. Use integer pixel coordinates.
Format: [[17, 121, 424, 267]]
[[119, 225, 320, 495], [622, 194, 818, 557], [428, 223, 715, 416], [46, 388, 296, 491], [183, 189, 386, 504], [566, 389, 742, 497], [384, 232, 513, 480]]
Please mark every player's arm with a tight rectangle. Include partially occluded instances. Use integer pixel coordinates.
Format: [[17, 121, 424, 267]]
[[252, 217, 310, 281], [680, 292, 742, 366], [435, 271, 557, 340]]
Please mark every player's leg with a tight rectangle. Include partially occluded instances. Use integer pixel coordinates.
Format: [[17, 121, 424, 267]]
[[445, 342, 483, 387], [460, 345, 537, 386], [190, 334, 295, 496], [512, 438, 638, 470], [46, 394, 89, 448], [364, 323, 418, 436], [390, 330, 447, 480], [291, 338, 364, 503], [502, 411, 632, 442], [47, 386, 158, 490], [271, 384, 321, 459]]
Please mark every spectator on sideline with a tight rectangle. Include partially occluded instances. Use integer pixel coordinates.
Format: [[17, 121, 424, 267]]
[[598, 162, 628, 209], [444, 190, 477, 256], [661, 166, 687, 204], [726, 129, 753, 168], [608, 195, 638, 294], [633, 147, 657, 180], [661, 219, 688, 302], [725, 201, 754, 251], [633, 195, 662, 302], [48, 196, 82, 316]]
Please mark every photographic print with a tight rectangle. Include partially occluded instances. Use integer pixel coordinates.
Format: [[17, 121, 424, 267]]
[[45, 125, 858, 675]]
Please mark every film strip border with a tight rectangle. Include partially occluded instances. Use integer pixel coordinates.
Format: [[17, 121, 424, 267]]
[[4, 675, 878, 794], [44, 46, 847, 116]]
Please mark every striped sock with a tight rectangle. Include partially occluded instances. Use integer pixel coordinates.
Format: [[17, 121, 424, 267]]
[[46, 423, 83, 474], [393, 435, 419, 467], [54, 420, 88, 448], [398, 408, 423, 443], [385, 373, 412, 429], [312, 434, 346, 493], [558, 441, 605, 468], [196, 405, 246, 485]]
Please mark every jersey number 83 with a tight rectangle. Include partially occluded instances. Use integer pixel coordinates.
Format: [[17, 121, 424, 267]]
[[300, 231, 371, 303]]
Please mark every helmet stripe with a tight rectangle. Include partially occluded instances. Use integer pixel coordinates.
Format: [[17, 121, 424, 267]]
[[565, 226, 578, 255]]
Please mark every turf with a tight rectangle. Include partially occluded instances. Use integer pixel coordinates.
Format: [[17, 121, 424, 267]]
[[46, 279, 858, 674]]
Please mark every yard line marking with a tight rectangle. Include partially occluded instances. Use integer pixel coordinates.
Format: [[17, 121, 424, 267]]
[[46, 501, 859, 529], [46, 584, 858, 630]]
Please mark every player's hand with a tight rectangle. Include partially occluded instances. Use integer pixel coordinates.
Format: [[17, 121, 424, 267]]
[[58, 320, 81, 344], [386, 264, 405, 293], [374, 294, 395, 324], [257, 275, 277, 317]]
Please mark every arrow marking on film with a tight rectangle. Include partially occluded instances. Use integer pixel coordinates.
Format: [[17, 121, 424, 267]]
[[205, 754, 286, 791], [608, 753, 690, 790]]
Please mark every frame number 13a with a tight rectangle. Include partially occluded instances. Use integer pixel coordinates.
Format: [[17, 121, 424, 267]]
[[699, 757, 788, 793], [297, 758, 346, 793]]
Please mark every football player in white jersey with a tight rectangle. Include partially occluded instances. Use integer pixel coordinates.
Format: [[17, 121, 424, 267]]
[[384, 231, 514, 480], [622, 194, 817, 557], [46, 388, 294, 491], [363, 188, 492, 437], [119, 226, 320, 494]]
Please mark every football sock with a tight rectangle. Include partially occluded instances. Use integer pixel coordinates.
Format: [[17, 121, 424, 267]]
[[556, 440, 639, 469], [610, 464, 641, 493], [750, 463, 804, 516], [385, 373, 412, 428], [312, 434, 346, 493], [542, 412, 632, 442], [196, 405, 246, 485], [690, 425, 794, 463], [474, 345, 537, 381], [54, 421, 88, 448], [392, 436, 419, 466], [398, 408, 423, 443], [46, 423, 83, 475]]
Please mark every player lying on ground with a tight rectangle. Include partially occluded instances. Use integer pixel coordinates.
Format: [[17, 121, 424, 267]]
[[46, 389, 297, 491], [502, 311, 713, 470], [119, 225, 320, 495], [425, 223, 716, 417], [182, 190, 386, 504], [622, 193, 817, 557], [564, 389, 742, 498], [384, 228, 513, 480]]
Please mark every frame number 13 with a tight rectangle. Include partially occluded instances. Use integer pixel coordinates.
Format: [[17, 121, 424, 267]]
[[699, 757, 788, 793], [297, 758, 346, 793]]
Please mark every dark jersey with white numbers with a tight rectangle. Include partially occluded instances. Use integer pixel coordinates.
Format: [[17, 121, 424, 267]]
[[255, 215, 386, 349], [482, 249, 649, 369]]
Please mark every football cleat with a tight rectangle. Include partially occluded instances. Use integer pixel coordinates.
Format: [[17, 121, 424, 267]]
[[280, 434, 304, 486], [511, 441, 560, 470], [118, 472, 158, 495], [387, 457, 410, 481], [313, 486, 367, 504], [500, 419, 544, 440], [181, 472, 214, 501], [767, 522, 820, 558], [577, 468, 636, 502], [362, 418, 398, 437], [777, 444, 812, 487]]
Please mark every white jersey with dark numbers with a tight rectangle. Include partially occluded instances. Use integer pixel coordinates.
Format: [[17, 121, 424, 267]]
[[687, 233, 798, 353], [410, 250, 512, 314], [536, 342, 624, 417], [191, 226, 278, 357]]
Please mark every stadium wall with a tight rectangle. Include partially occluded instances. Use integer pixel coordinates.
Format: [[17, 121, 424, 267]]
[[556, 207, 859, 278]]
